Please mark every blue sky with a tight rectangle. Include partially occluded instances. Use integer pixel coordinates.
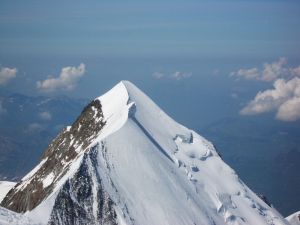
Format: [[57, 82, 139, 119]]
[[0, 0, 300, 126], [0, 0, 299, 57]]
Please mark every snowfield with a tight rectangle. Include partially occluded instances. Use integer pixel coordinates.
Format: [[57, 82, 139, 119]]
[[0, 81, 293, 225]]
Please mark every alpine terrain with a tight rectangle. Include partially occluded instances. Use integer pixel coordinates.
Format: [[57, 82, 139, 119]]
[[0, 81, 293, 225]]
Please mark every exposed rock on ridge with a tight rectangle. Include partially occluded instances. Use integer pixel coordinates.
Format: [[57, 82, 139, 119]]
[[1, 100, 105, 212]]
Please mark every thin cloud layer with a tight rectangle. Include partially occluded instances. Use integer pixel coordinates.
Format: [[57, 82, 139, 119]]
[[171, 71, 192, 80], [0, 67, 17, 85], [37, 63, 86, 92], [241, 77, 300, 121], [152, 71, 192, 80], [230, 58, 299, 82]]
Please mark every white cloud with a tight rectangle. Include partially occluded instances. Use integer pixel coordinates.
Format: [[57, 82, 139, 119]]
[[171, 71, 192, 80], [276, 97, 300, 121], [230, 68, 260, 80], [240, 77, 300, 121], [39, 111, 52, 120], [261, 57, 289, 81], [0, 67, 17, 85], [37, 63, 86, 92], [152, 72, 164, 79], [291, 65, 300, 76], [230, 57, 298, 82]]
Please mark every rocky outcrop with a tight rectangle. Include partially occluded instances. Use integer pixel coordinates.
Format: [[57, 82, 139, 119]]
[[1, 100, 106, 213]]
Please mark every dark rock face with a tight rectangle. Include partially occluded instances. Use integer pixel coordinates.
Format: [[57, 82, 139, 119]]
[[1, 99, 106, 213], [48, 145, 117, 225]]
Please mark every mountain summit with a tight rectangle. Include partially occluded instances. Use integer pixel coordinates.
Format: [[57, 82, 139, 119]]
[[0, 81, 289, 225]]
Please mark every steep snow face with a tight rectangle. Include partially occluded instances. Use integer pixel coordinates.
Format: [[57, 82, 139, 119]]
[[0, 181, 16, 202], [90, 81, 289, 225], [0, 81, 291, 225], [286, 211, 300, 225]]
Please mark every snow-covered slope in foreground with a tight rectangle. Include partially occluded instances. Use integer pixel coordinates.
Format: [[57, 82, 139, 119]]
[[286, 211, 300, 225], [1, 81, 290, 225]]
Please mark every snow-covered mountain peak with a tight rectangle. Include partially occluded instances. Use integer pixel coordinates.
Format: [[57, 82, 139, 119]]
[[0, 81, 291, 225]]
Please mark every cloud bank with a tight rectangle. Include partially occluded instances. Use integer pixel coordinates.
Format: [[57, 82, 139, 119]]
[[0, 67, 17, 85], [232, 57, 300, 121], [240, 77, 300, 121], [37, 63, 86, 92], [230, 58, 300, 82]]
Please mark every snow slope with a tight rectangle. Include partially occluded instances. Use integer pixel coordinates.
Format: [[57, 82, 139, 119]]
[[0, 181, 15, 202], [286, 211, 300, 225], [1, 81, 291, 225]]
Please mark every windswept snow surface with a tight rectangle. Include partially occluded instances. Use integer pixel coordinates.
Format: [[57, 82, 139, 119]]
[[0, 181, 15, 202], [20, 81, 288, 225], [286, 211, 300, 225]]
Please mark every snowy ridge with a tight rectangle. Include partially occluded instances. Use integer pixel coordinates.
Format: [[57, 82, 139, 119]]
[[286, 211, 300, 225], [0, 81, 291, 225]]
